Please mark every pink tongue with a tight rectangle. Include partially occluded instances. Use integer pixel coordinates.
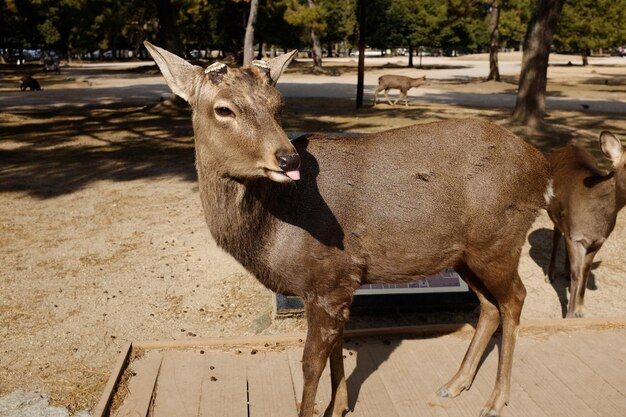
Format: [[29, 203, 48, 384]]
[[285, 170, 300, 181]]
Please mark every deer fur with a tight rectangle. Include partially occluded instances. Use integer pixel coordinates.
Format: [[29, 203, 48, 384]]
[[144, 41, 551, 417], [19, 75, 41, 91], [547, 132, 625, 318], [374, 74, 426, 106]]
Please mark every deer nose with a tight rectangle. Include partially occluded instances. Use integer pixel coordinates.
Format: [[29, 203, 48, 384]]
[[276, 151, 301, 172]]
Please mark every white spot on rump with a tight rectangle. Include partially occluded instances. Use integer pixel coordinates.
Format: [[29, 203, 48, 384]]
[[544, 179, 554, 205]]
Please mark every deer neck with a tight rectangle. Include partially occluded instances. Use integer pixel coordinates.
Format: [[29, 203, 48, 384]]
[[616, 178, 626, 213], [587, 171, 623, 219], [194, 149, 294, 287]]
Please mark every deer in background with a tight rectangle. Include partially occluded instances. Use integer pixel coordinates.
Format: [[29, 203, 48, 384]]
[[374, 74, 426, 106], [145, 41, 551, 417], [547, 132, 625, 318], [19, 75, 41, 91]]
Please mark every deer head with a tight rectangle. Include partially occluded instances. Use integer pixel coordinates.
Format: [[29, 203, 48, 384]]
[[144, 41, 301, 183]]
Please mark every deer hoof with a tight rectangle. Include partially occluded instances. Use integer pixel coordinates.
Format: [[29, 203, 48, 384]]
[[574, 311, 585, 318], [437, 387, 451, 398], [479, 407, 499, 417]]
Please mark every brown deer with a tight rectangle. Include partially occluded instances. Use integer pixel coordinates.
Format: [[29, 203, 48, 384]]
[[374, 74, 426, 106], [144, 41, 551, 417], [19, 75, 41, 91], [547, 132, 625, 318]]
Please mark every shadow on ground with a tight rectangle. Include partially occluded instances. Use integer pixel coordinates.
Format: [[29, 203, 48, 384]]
[[0, 104, 195, 198], [345, 330, 497, 412], [2, 95, 624, 199]]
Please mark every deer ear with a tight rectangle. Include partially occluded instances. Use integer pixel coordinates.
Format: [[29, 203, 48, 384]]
[[599, 131, 624, 167], [144, 41, 203, 102], [265, 50, 298, 85]]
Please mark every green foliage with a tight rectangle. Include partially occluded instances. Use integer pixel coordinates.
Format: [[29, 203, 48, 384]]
[[37, 19, 61, 46], [284, 0, 326, 33], [366, 0, 491, 55], [499, 0, 533, 49], [5, 0, 621, 61], [554, 0, 626, 53], [319, 0, 356, 47], [257, 0, 303, 50]]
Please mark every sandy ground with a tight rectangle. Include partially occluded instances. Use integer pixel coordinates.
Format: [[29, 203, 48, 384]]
[[1, 53, 625, 414]]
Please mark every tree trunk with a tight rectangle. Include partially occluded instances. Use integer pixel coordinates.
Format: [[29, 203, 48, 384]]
[[154, 0, 185, 57], [243, 0, 259, 65], [356, 0, 366, 109], [511, 0, 564, 126], [408, 44, 414, 67], [307, 0, 323, 70], [487, 1, 501, 81], [581, 48, 589, 66]]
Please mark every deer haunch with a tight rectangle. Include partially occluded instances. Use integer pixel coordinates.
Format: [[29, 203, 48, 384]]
[[145, 41, 551, 417], [547, 132, 625, 318], [374, 74, 426, 106]]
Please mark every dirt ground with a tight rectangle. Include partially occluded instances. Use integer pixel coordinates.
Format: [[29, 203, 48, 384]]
[[1, 55, 625, 414]]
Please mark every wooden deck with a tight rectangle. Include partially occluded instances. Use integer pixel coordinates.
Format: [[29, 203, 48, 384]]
[[100, 323, 626, 417]]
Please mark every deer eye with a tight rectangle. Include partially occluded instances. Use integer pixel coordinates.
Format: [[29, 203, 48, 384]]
[[214, 106, 234, 117]]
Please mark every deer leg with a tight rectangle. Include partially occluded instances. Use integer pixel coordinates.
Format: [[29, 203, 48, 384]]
[[564, 238, 586, 318], [300, 299, 347, 417], [401, 89, 409, 107], [373, 87, 382, 105], [384, 89, 393, 105], [452, 255, 526, 417], [546, 227, 561, 282], [323, 329, 349, 417], [564, 246, 571, 279], [572, 246, 600, 318], [391, 90, 401, 106], [481, 274, 525, 417], [438, 264, 500, 398]]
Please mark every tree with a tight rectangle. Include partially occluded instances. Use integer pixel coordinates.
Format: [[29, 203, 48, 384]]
[[364, 0, 445, 65], [511, 0, 564, 126], [284, 0, 325, 70], [487, 0, 501, 80], [154, 0, 184, 56], [256, 0, 303, 53], [243, 0, 260, 65], [498, 0, 532, 50], [319, 0, 355, 57], [554, 0, 626, 66]]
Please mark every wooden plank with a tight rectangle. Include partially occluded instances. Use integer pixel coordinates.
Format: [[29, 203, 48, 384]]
[[441, 333, 549, 417], [364, 337, 449, 417], [542, 331, 626, 414], [198, 352, 248, 417], [342, 339, 400, 417], [247, 351, 298, 417], [513, 336, 599, 417], [93, 342, 132, 417], [561, 330, 626, 395], [112, 351, 163, 417], [152, 350, 206, 417], [572, 329, 626, 365], [286, 347, 332, 414], [422, 336, 487, 417]]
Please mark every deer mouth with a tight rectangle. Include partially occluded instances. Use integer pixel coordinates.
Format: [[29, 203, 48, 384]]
[[265, 168, 301, 183]]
